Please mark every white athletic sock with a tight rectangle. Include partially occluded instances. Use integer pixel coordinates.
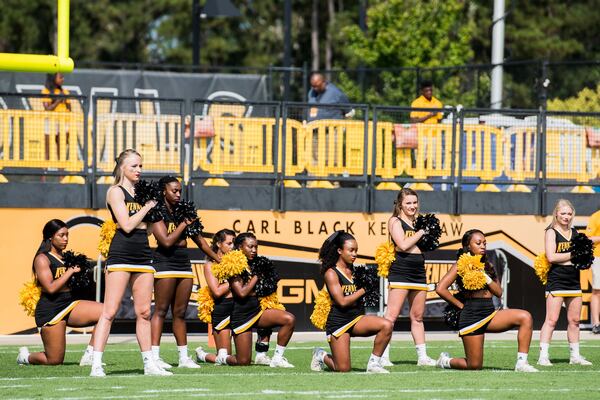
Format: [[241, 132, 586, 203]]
[[382, 344, 391, 360], [539, 342, 549, 358], [569, 342, 580, 358], [369, 353, 381, 364], [177, 345, 188, 361], [516, 352, 528, 363], [217, 348, 228, 358], [141, 351, 154, 365], [92, 351, 104, 368], [85, 345, 94, 354], [415, 344, 427, 359], [274, 345, 286, 358], [151, 345, 160, 359]]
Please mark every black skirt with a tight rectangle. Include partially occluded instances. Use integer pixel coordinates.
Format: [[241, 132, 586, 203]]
[[212, 297, 234, 331], [546, 264, 581, 297], [325, 304, 365, 338], [35, 291, 80, 327], [153, 246, 193, 279], [458, 298, 497, 337], [106, 229, 154, 273], [230, 296, 262, 334], [388, 252, 427, 291]]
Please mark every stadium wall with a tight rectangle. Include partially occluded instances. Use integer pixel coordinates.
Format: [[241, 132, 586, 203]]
[[1, 208, 594, 334]]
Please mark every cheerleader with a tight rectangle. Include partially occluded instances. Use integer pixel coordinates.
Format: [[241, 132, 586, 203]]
[[380, 188, 435, 367], [17, 219, 103, 366], [538, 199, 592, 366], [435, 229, 538, 372], [222, 232, 296, 367], [195, 229, 236, 364], [310, 231, 392, 373], [90, 149, 169, 377], [150, 176, 219, 369]]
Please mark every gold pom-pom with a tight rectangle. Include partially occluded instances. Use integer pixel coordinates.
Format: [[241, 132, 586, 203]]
[[534, 253, 550, 285], [19, 279, 41, 317], [310, 288, 332, 330], [456, 253, 487, 290], [375, 241, 396, 278], [98, 220, 117, 257], [197, 286, 214, 323], [260, 292, 286, 311], [211, 250, 248, 281]]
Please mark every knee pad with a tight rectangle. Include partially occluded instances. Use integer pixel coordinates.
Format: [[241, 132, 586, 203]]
[[255, 341, 270, 353]]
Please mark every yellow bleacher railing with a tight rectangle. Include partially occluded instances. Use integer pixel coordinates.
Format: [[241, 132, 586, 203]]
[[1, 109, 599, 190], [0, 110, 83, 172]]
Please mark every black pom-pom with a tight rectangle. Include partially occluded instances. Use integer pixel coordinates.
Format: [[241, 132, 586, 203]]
[[172, 200, 204, 238], [249, 256, 279, 297], [353, 264, 380, 307], [571, 233, 594, 270], [63, 250, 95, 295], [442, 292, 465, 330], [134, 180, 163, 222], [415, 213, 442, 252]]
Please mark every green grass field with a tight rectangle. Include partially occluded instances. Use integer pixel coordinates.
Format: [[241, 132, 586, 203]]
[[2, 340, 600, 399]]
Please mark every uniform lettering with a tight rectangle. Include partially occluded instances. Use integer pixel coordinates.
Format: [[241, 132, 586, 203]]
[[557, 242, 571, 252], [167, 222, 176, 234], [54, 267, 66, 279]]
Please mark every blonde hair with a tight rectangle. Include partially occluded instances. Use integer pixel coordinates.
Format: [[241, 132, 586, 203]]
[[392, 188, 419, 218], [550, 198, 575, 229], [112, 149, 141, 185]]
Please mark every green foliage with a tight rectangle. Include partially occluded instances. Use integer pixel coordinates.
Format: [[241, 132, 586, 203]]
[[337, 0, 476, 105], [548, 84, 600, 112]]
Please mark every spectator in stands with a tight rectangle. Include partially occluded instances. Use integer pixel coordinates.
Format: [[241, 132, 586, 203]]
[[42, 73, 71, 112], [307, 73, 353, 121], [42, 73, 71, 163], [410, 81, 443, 124], [586, 209, 600, 334]]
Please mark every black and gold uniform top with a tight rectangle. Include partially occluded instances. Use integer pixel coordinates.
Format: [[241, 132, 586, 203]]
[[41, 252, 67, 293], [553, 227, 577, 254], [154, 209, 186, 259], [108, 186, 142, 223], [327, 267, 364, 318], [400, 218, 416, 238]]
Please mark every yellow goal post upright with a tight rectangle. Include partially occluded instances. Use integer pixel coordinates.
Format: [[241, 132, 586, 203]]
[[0, 0, 74, 73]]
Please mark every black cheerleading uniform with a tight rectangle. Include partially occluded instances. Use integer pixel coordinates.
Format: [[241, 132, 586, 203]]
[[230, 272, 263, 335], [153, 210, 193, 279], [34, 252, 81, 327], [106, 186, 154, 273], [456, 261, 498, 337], [325, 267, 365, 339], [388, 218, 427, 291], [546, 227, 581, 297], [212, 296, 234, 331]]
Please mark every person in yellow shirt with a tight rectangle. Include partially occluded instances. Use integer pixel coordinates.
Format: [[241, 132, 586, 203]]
[[410, 81, 443, 124], [42, 73, 71, 112], [585, 209, 600, 334]]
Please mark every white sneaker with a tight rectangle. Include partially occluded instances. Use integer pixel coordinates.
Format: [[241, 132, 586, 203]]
[[417, 356, 437, 366], [79, 351, 93, 366], [379, 357, 394, 367], [17, 347, 29, 365], [537, 357, 553, 366], [144, 361, 173, 376], [515, 361, 539, 372], [310, 348, 326, 372], [366, 360, 390, 374], [570, 355, 593, 366], [269, 356, 295, 368], [154, 358, 173, 369], [436, 352, 451, 369], [90, 365, 106, 377], [215, 353, 228, 366], [178, 357, 201, 368], [195, 346, 208, 363], [254, 352, 272, 365]]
